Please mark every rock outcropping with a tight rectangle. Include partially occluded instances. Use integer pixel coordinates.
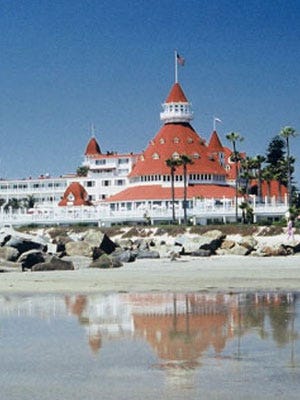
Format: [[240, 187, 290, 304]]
[[0, 225, 299, 273]]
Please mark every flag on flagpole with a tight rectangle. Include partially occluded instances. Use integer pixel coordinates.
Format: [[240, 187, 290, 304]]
[[177, 53, 185, 66], [214, 117, 222, 123]]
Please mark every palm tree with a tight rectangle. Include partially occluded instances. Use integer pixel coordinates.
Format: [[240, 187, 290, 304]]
[[166, 157, 181, 223], [240, 156, 255, 196], [226, 132, 244, 222], [179, 154, 193, 225], [279, 126, 297, 207], [23, 194, 36, 209], [261, 166, 274, 202], [252, 155, 266, 203]]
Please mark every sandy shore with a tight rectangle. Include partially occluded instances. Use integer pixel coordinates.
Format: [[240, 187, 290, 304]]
[[1, 255, 300, 294]]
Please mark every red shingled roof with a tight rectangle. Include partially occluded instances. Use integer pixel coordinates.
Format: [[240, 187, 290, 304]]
[[59, 182, 92, 206], [208, 131, 224, 152], [129, 123, 226, 177], [85, 137, 101, 155], [165, 83, 188, 103], [107, 184, 236, 202]]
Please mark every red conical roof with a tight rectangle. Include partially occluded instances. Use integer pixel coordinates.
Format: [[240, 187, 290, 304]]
[[208, 131, 224, 152], [85, 137, 101, 155], [165, 83, 188, 103]]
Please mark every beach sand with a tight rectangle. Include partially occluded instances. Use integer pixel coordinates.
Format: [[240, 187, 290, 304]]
[[0, 255, 300, 294]]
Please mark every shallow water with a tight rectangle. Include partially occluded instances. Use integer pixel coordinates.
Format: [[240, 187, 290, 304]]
[[0, 291, 299, 400]]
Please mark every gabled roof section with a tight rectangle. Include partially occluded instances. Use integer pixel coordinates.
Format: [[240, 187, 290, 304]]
[[85, 137, 101, 156], [208, 131, 224, 152], [58, 182, 92, 206], [165, 83, 188, 103]]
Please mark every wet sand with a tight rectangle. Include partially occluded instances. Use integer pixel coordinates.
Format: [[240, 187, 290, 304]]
[[0, 255, 300, 294]]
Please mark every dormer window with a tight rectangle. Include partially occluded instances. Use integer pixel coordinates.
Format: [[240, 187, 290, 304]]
[[67, 193, 75, 201], [173, 137, 180, 144], [193, 153, 200, 159], [172, 152, 180, 159], [140, 155, 145, 161], [187, 137, 193, 143], [152, 153, 159, 160], [159, 138, 165, 144]]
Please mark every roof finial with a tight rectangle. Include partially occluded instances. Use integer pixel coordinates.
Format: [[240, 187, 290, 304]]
[[90, 123, 96, 137]]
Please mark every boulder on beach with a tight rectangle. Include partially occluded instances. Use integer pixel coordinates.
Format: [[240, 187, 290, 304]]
[[32, 256, 75, 271], [89, 254, 123, 269], [18, 249, 47, 271]]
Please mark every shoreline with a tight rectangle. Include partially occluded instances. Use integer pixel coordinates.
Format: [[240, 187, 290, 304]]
[[1, 255, 300, 294]]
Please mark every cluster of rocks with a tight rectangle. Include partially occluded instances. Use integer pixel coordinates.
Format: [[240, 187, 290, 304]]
[[0, 226, 299, 273]]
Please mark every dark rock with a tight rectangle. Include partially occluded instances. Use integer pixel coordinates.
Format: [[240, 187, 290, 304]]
[[32, 256, 75, 271], [89, 254, 123, 269], [99, 233, 118, 255], [136, 250, 160, 259], [92, 247, 105, 260], [5, 237, 46, 255], [112, 249, 136, 263], [190, 249, 211, 257], [18, 250, 46, 271]]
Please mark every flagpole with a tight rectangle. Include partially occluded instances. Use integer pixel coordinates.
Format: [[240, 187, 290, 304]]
[[213, 117, 216, 131], [175, 50, 178, 83]]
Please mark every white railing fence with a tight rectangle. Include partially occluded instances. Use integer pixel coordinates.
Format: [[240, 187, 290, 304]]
[[0, 198, 289, 227]]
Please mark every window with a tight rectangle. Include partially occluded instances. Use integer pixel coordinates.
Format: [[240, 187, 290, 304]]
[[115, 179, 125, 186], [193, 153, 200, 159], [96, 159, 106, 165], [173, 137, 180, 144], [102, 180, 111, 187], [159, 138, 165, 144], [87, 181, 95, 187], [152, 153, 159, 159], [118, 158, 129, 164]]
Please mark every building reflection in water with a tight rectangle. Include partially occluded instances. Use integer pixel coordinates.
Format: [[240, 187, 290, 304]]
[[0, 291, 298, 391], [63, 292, 298, 370]]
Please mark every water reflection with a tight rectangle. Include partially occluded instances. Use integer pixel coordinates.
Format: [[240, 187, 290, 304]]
[[0, 292, 298, 358], [0, 291, 299, 399]]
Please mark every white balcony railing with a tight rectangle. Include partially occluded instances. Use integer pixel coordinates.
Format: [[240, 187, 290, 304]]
[[0, 200, 289, 227]]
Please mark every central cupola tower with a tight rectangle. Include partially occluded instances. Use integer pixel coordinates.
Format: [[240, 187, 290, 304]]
[[160, 82, 193, 124]]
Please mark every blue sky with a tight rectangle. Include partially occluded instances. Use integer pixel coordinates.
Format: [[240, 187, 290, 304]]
[[0, 0, 300, 183]]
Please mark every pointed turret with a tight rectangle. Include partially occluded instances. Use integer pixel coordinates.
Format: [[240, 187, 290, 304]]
[[160, 83, 193, 124], [208, 131, 225, 167], [208, 131, 224, 152], [85, 137, 101, 156], [130, 83, 226, 179]]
